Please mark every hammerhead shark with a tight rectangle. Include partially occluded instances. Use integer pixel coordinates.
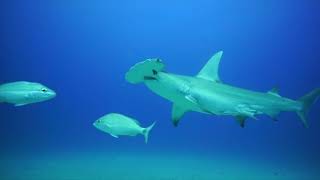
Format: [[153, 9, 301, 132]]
[[126, 51, 319, 127]]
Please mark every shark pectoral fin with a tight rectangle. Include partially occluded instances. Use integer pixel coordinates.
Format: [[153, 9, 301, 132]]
[[196, 51, 223, 83], [172, 104, 189, 127], [110, 134, 119, 138], [235, 116, 247, 128]]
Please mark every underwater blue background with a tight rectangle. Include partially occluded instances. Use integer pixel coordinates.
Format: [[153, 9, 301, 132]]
[[1, 0, 320, 179]]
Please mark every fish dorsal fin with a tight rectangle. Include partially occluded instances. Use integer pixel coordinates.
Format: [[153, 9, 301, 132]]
[[132, 119, 141, 126], [196, 51, 223, 83], [268, 87, 280, 97]]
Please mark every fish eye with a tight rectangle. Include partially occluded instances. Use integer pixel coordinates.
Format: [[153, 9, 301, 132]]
[[41, 88, 47, 92]]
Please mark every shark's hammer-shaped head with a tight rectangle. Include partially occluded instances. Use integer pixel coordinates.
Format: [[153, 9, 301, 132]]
[[125, 58, 190, 103], [125, 58, 165, 84]]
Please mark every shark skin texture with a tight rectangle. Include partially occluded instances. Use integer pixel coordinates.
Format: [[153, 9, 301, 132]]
[[126, 51, 320, 128]]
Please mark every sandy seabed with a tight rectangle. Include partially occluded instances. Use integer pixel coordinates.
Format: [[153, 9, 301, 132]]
[[1, 151, 319, 180]]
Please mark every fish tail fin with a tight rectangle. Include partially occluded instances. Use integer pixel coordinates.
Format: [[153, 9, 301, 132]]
[[143, 122, 156, 144], [296, 88, 320, 128]]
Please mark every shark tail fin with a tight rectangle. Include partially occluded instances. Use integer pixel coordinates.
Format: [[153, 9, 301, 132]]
[[142, 122, 156, 144], [0, 88, 3, 103], [296, 88, 320, 128]]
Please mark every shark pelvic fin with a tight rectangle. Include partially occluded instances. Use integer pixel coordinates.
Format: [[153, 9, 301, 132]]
[[235, 116, 246, 128], [172, 104, 189, 127], [196, 51, 223, 83]]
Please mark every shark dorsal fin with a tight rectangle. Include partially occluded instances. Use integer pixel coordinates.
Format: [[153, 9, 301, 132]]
[[196, 51, 223, 83], [268, 87, 280, 97]]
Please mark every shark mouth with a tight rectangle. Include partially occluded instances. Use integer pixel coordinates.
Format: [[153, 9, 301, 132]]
[[144, 69, 159, 81], [144, 76, 157, 81]]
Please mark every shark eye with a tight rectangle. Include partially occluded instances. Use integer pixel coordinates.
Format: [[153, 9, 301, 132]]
[[41, 88, 47, 92]]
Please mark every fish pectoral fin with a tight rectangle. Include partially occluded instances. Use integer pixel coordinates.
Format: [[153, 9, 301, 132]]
[[110, 134, 119, 138], [15, 103, 28, 107], [172, 104, 189, 127], [235, 116, 247, 128]]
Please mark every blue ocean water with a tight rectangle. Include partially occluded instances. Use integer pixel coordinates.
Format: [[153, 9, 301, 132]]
[[1, 0, 320, 179]]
